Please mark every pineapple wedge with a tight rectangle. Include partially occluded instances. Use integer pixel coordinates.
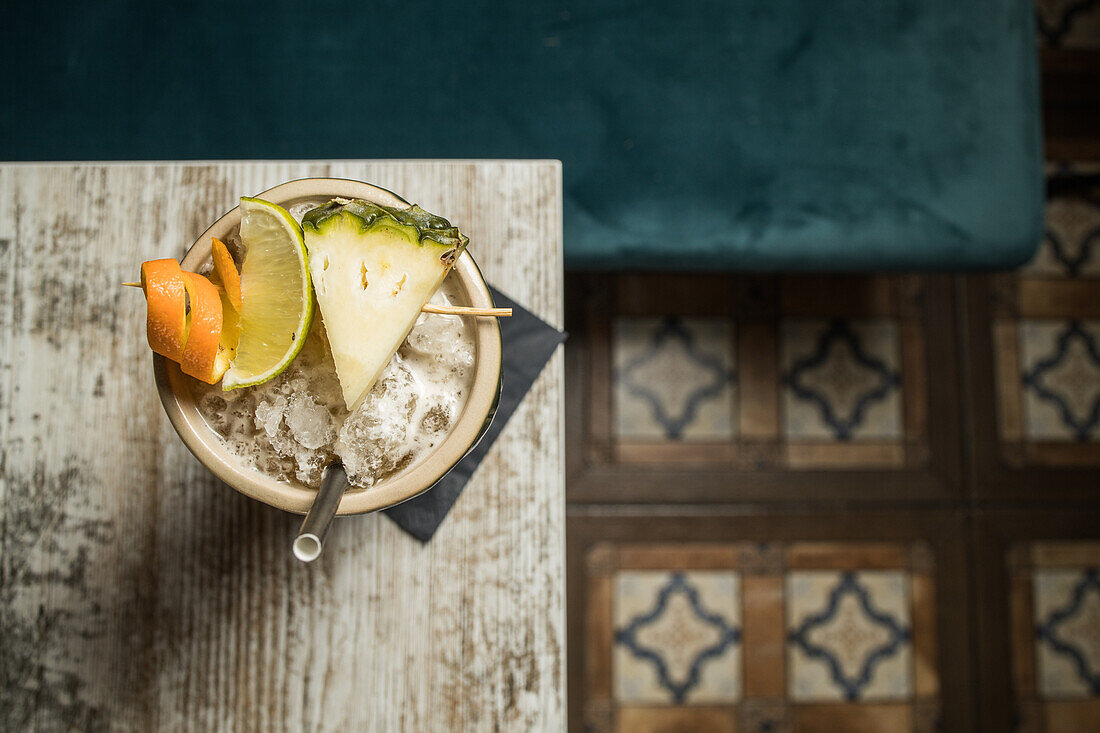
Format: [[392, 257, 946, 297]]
[[302, 199, 469, 410]]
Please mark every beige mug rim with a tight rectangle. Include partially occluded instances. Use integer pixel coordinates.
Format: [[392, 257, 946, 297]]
[[154, 177, 503, 515]]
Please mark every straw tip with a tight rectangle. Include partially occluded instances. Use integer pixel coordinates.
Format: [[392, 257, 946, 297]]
[[293, 533, 323, 563]]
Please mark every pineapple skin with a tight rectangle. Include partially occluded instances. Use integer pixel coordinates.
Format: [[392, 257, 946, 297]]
[[303, 200, 469, 256], [302, 199, 469, 410]]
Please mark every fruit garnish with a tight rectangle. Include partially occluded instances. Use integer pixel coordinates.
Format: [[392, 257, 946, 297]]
[[178, 272, 223, 383], [302, 199, 468, 410], [221, 197, 313, 391], [212, 285, 241, 382], [140, 258, 188, 361], [211, 237, 242, 310], [125, 192, 505, 392]]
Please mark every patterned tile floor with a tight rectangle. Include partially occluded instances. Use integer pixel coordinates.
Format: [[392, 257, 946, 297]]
[[1010, 542, 1100, 731], [611, 316, 906, 446], [583, 275, 934, 474], [781, 319, 903, 443], [1018, 321, 1100, 441], [582, 541, 941, 732], [991, 166, 1100, 465], [566, 159, 1100, 732], [613, 318, 735, 441]]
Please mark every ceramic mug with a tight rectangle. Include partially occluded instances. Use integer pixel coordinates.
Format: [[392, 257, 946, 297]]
[[154, 178, 502, 515]]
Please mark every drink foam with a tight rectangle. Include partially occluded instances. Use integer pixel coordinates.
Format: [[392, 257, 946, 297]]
[[193, 277, 476, 489]]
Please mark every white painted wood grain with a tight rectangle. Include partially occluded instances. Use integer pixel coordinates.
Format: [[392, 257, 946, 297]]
[[0, 161, 565, 732]]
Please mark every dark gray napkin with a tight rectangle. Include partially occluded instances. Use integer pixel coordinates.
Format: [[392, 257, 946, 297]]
[[383, 287, 566, 541]]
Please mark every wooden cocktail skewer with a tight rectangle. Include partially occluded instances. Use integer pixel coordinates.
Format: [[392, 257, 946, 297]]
[[122, 282, 511, 317], [421, 303, 511, 317]]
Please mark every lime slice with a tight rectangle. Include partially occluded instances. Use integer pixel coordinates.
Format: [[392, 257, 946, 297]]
[[221, 197, 313, 390]]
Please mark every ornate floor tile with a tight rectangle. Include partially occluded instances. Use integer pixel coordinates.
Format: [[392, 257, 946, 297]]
[[1036, 0, 1100, 48], [1026, 187, 1100, 278], [613, 317, 735, 441], [1034, 569, 1100, 697], [613, 571, 742, 704], [575, 273, 938, 476], [581, 535, 944, 731], [786, 571, 912, 702], [781, 319, 903, 441], [1006, 542, 1100, 732], [987, 167, 1100, 470], [1019, 320, 1100, 441]]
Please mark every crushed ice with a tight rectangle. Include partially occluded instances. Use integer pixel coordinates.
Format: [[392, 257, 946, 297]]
[[193, 281, 475, 489]]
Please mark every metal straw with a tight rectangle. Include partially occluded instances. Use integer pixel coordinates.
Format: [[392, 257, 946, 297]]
[[293, 462, 348, 563]]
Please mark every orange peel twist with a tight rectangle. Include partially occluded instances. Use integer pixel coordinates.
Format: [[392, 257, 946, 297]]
[[178, 272, 223, 384], [140, 259, 187, 361], [211, 237, 242, 310]]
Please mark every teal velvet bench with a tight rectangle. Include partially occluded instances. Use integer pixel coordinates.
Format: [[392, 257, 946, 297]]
[[0, 0, 1042, 270]]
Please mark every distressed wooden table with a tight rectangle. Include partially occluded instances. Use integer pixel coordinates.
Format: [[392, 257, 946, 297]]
[[0, 161, 565, 731]]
